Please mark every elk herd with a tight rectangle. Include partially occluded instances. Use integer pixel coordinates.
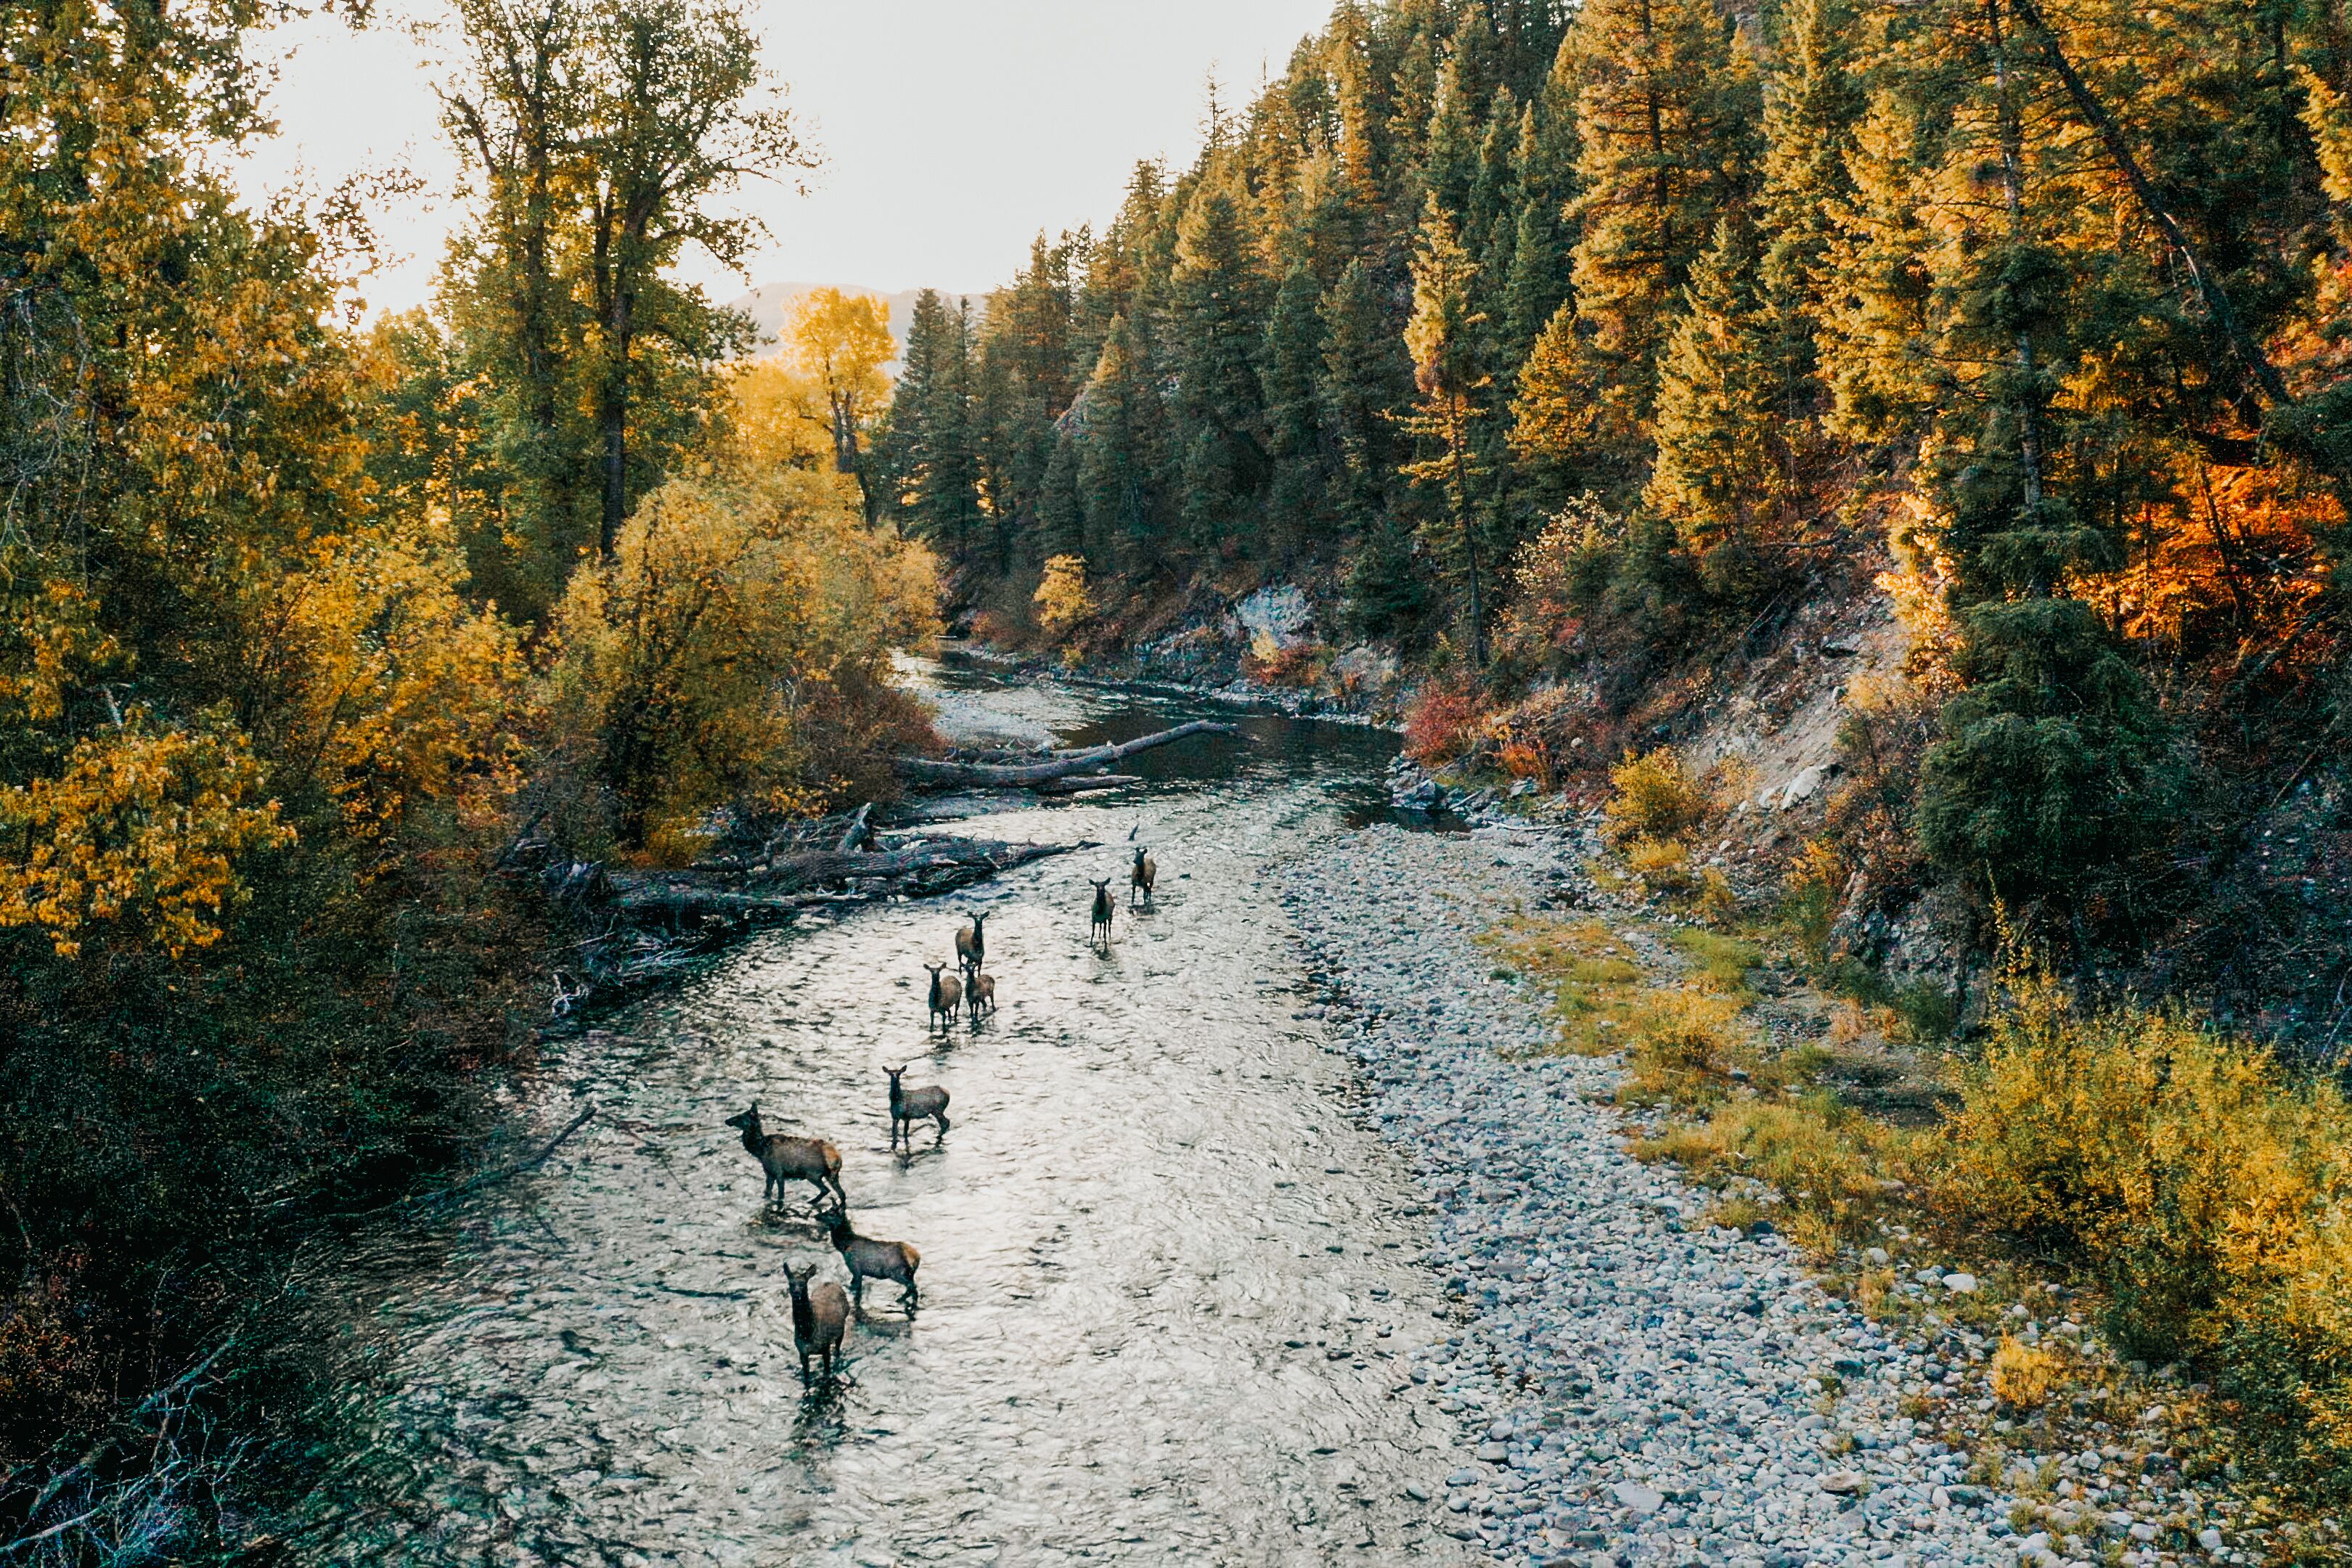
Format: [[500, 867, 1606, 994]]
[[724, 842, 1162, 1389]]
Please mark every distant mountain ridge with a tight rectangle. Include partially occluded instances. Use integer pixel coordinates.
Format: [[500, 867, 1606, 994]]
[[731, 282, 981, 361]]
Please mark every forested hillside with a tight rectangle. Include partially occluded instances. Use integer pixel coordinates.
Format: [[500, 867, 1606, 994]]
[[0, 0, 936, 1538], [880, 0, 2349, 1037]]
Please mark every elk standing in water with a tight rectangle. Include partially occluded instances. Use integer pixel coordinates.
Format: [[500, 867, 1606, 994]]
[[965, 970, 995, 1021], [1090, 878, 1114, 947], [954, 910, 987, 980], [780, 1259, 849, 1387], [821, 1209, 920, 1311], [884, 1065, 950, 1149], [724, 1103, 846, 1209], [1130, 845, 1156, 907], [923, 961, 963, 1033]]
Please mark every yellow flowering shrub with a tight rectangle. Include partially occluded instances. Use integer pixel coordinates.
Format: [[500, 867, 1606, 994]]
[[0, 716, 293, 957], [1604, 746, 1707, 844], [1033, 555, 1095, 638], [540, 472, 940, 852]]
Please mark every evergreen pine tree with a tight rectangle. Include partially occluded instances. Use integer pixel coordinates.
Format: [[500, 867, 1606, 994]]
[[1262, 264, 1333, 560], [1905, 0, 2179, 899], [1646, 213, 1786, 576], [1561, 0, 1760, 434], [1402, 195, 1495, 665], [1169, 176, 1270, 555], [1755, 0, 1863, 418], [1420, 55, 1481, 221], [1508, 301, 1588, 502], [1076, 311, 1175, 577], [1469, 84, 1522, 245], [1816, 91, 1935, 442], [1319, 257, 1414, 532], [885, 289, 982, 565], [1501, 101, 1575, 366]]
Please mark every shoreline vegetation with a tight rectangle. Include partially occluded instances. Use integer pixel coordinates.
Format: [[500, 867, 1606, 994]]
[[4, 0, 2351, 1557], [1439, 750, 2352, 1548]]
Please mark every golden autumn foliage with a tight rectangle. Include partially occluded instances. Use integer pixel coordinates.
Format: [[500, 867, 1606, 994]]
[[256, 526, 526, 847], [0, 714, 291, 958], [1932, 972, 2352, 1483], [727, 358, 853, 474], [1032, 554, 1095, 637], [540, 472, 940, 854]]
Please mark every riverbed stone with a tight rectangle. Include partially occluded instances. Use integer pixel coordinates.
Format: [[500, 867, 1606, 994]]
[[1280, 818, 2241, 1568]]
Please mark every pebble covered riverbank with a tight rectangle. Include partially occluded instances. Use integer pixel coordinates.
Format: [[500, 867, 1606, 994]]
[[1281, 820, 2248, 1568]]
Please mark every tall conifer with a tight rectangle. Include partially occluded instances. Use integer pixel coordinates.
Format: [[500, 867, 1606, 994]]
[[1561, 0, 1760, 433], [1169, 177, 1270, 552], [1646, 213, 1785, 568]]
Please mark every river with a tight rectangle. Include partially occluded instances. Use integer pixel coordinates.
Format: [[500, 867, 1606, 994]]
[[295, 658, 1471, 1567]]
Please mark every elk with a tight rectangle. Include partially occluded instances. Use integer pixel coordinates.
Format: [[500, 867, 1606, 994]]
[[821, 1209, 920, 1310], [724, 1103, 846, 1209], [954, 910, 987, 979], [885, 1065, 950, 1149], [780, 1258, 849, 1387], [924, 961, 963, 1033], [965, 970, 996, 1021], [1090, 878, 1114, 946], [1130, 845, 1157, 908]]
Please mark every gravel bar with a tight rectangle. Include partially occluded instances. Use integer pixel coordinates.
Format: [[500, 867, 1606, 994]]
[[1279, 821, 2225, 1568]]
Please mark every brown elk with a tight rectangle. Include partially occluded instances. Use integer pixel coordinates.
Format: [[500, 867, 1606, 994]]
[[954, 910, 987, 979], [924, 961, 963, 1033], [965, 970, 995, 1021], [1090, 878, 1114, 946], [821, 1209, 920, 1311], [1130, 845, 1156, 907], [780, 1258, 849, 1387], [724, 1103, 846, 1209], [885, 1065, 950, 1148]]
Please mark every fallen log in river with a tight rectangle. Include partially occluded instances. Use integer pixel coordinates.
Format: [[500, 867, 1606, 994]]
[[895, 719, 1238, 789], [608, 836, 1085, 922], [534, 828, 1089, 1021]]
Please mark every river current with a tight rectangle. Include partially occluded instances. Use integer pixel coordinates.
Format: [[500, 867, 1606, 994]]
[[295, 659, 1470, 1567]]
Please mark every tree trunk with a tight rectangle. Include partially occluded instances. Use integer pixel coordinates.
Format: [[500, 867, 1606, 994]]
[[1451, 398, 1487, 668], [600, 297, 629, 558], [895, 720, 1240, 788]]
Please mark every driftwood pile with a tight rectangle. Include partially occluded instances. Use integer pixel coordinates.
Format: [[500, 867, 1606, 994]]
[[515, 721, 1236, 1021], [517, 812, 1086, 1019], [894, 719, 1238, 792]]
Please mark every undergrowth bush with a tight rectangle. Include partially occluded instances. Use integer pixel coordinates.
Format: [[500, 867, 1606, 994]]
[[1989, 1335, 2062, 1409], [1623, 834, 1695, 892], [1604, 746, 1707, 844], [1403, 682, 1486, 766], [1618, 989, 1748, 1106], [1939, 971, 2352, 1499]]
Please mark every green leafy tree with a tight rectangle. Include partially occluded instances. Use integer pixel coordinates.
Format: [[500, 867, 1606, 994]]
[[576, 0, 814, 557]]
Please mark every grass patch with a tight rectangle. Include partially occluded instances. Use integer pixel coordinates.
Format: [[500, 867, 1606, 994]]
[[1479, 915, 1651, 1054], [1634, 1094, 1922, 1253], [1671, 927, 1763, 994]]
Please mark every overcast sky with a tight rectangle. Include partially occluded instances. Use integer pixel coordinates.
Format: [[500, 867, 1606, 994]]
[[232, 0, 1334, 317]]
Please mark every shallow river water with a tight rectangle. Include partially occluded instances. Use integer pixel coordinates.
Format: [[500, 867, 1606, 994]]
[[300, 661, 1469, 1567]]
